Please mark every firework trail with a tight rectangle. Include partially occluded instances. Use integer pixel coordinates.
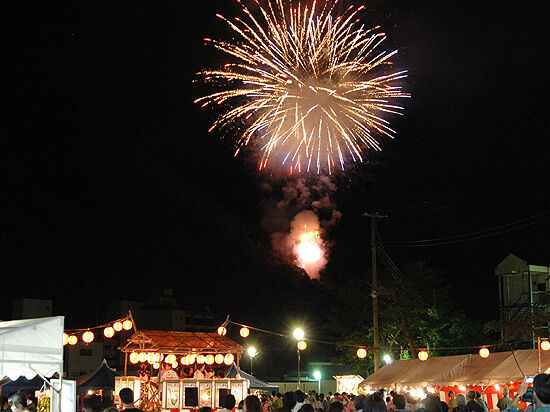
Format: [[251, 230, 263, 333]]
[[196, 0, 410, 174]]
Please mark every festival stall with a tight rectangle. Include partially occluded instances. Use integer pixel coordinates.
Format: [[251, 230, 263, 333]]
[[358, 348, 550, 409], [225, 363, 279, 392], [116, 330, 246, 411], [0, 316, 76, 411], [77, 359, 119, 396], [335, 375, 364, 395]]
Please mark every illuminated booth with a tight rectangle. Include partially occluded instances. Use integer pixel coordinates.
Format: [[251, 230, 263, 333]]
[[117, 330, 246, 411]]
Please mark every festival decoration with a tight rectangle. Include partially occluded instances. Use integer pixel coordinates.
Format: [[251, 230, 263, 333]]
[[297, 340, 307, 351], [541, 340, 550, 351], [68, 335, 78, 345], [113, 321, 123, 332], [215, 354, 224, 364], [63, 332, 69, 346], [104, 326, 115, 338], [240, 327, 250, 338], [357, 348, 367, 359], [224, 353, 235, 365], [217, 326, 227, 336], [122, 319, 133, 330], [129, 352, 139, 364], [418, 350, 429, 361], [479, 347, 490, 358], [206, 354, 215, 365], [82, 330, 94, 344]]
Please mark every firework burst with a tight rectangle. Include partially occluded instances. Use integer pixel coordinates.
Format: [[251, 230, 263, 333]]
[[195, 0, 410, 174]]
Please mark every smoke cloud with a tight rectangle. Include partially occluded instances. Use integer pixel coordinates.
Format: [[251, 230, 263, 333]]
[[261, 176, 341, 279]]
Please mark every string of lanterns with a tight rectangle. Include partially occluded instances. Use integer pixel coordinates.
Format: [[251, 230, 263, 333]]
[[63, 316, 134, 346], [128, 351, 235, 370], [217, 317, 550, 362]]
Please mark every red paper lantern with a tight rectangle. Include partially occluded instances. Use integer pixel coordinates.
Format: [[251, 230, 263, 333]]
[[82, 330, 94, 344], [206, 354, 215, 365], [104, 327, 115, 338], [541, 340, 550, 351], [479, 347, 490, 358], [63, 333, 69, 346], [217, 326, 227, 336], [215, 354, 224, 364], [113, 321, 123, 332], [129, 352, 139, 364], [356, 348, 367, 359], [122, 320, 133, 330], [224, 354, 235, 365], [297, 340, 307, 351], [418, 350, 429, 361], [240, 327, 250, 338], [68, 335, 78, 345]]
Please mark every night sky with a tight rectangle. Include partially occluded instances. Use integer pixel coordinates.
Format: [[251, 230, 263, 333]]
[[3, 0, 549, 334]]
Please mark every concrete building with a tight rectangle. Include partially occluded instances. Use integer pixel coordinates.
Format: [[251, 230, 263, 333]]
[[496, 253, 550, 341], [65, 341, 104, 378], [12, 298, 52, 319]]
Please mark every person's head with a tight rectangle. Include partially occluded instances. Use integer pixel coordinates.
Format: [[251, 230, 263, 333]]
[[8, 393, 26, 412], [502, 388, 509, 397], [424, 395, 443, 412], [238, 400, 245, 410], [276, 393, 282, 399], [353, 394, 367, 410], [319, 394, 324, 400], [200, 407, 213, 412], [533, 373, 550, 405], [244, 395, 263, 412], [119, 388, 135, 406], [222, 394, 236, 410], [300, 404, 314, 412], [328, 401, 344, 412], [456, 394, 466, 407], [82, 395, 101, 412], [392, 394, 406, 410], [364, 393, 386, 412], [474, 392, 481, 400], [448, 391, 455, 399], [283, 392, 297, 410], [466, 391, 476, 401], [296, 391, 307, 403]]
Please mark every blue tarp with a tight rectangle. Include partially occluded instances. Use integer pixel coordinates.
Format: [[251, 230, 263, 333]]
[[76, 359, 119, 394], [0, 375, 46, 394], [226, 364, 279, 392]]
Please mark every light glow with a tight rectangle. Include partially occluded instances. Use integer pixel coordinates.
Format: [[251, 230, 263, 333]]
[[293, 328, 305, 340]]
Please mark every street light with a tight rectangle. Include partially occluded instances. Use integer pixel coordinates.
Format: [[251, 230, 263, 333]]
[[293, 328, 305, 340], [247, 347, 257, 374], [313, 370, 321, 393], [293, 328, 305, 389], [383, 354, 393, 364]]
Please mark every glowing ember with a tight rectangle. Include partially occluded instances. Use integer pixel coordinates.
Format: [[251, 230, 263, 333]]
[[296, 230, 322, 264]]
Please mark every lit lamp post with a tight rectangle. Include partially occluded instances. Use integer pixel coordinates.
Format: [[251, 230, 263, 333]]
[[247, 347, 257, 375], [313, 370, 321, 393], [294, 328, 306, 389]]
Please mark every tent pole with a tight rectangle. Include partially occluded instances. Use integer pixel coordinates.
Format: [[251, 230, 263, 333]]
[[125, 352, 128, 376]]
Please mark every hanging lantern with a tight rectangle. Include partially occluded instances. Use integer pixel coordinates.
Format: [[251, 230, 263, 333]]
[[153, 362, 160, 369], [146, 353, 154, 364], [215, 354, 224, 364], [82, 330, 94, 344], [63, 333, 69, 346], [224, 354, 235, 365], [103, 326, 115, 339], [418, 350, 429, 361], [139, 352, 147, 363], [356, 348, 367, 359], [129, 352, 139, 364], [122, 319, 133, 330], [197, 355, 206, 364], [153, 352, 161, 363], [172, 361, 178, 368], [541, 340, 550, 351], [188, 354, 196, 364], [166, 354, 176, 364], [113, 321, 123, 332], [479, 347, 490, 358], [297, 340, 307, 351], [68, 335, 78, 346], [206, 354, 215, 365], [181, 356, 188, 365], [240, 327, 250, 338], [217, 326, 227, 336]]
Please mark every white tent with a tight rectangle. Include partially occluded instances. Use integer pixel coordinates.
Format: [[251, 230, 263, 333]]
[[0, 316, 64, 381]]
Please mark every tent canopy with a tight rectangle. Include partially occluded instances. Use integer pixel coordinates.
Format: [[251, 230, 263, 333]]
[[120, 330, 244, 355], [76, 359, 119, 394], [359, 348, 550, 388], [0, 316, 64, 381], [226, 364, 279, 392]]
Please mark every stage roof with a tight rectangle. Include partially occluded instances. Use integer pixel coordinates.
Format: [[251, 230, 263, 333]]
[[120, 330, 244, 354]]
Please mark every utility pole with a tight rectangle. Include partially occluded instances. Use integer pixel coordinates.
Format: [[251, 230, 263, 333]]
[[363, 212, 387, 372]]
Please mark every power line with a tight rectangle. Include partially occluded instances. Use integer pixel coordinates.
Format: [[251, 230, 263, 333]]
[[385, 211, 550, 247]]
